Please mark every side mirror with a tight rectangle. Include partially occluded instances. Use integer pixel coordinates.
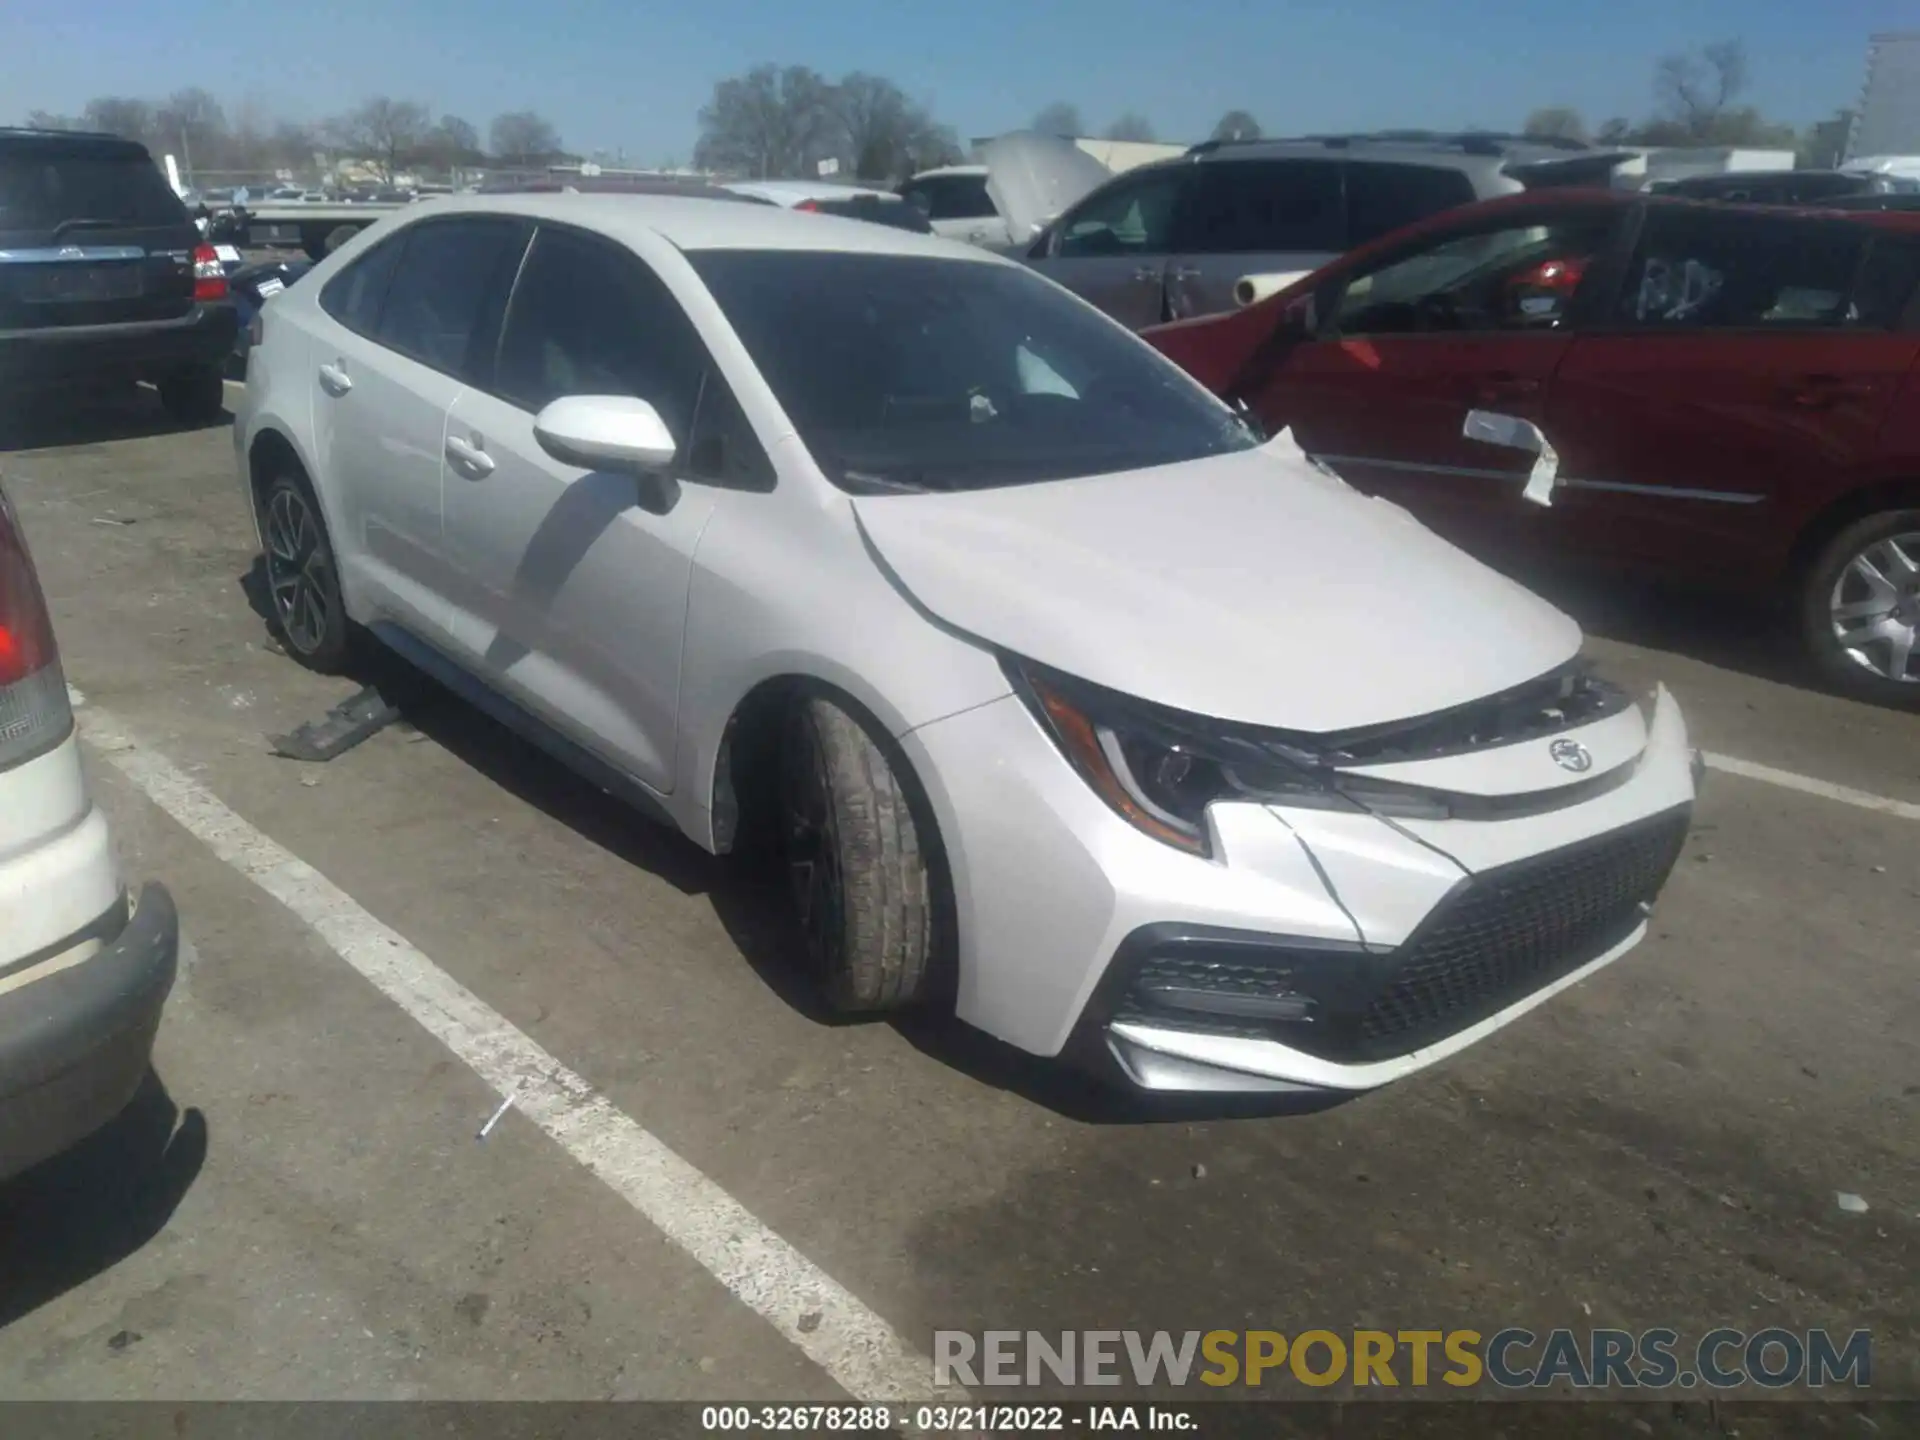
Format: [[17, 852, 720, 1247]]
[[534, 395, 677, 475]]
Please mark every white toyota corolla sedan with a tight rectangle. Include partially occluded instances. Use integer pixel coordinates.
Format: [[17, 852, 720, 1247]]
[[234, 193, 1699, 1096]]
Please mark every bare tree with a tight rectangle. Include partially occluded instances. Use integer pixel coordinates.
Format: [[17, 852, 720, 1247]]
[[155, 88, 227, 172], [331, 97, 432, 183], [694, 65, 839, 178], [833, 73, 957, 180], [1655, 40, 1746, 137], [1030, 102, 1083, 138], [1522, 106, 1588, 142], [26, 110, 80, 131], [424, 115, 483, 170], [1210, 110, 1261, 142], [489, 110, 562, 166], [1104, 113, 1156, 143], [79, 97, 156, 146], [1596, 116, 1634, 144]]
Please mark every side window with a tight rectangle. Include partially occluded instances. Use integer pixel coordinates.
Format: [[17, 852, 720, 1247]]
[[1332, 216, 1614, 336], [1616, 210, 1869, 330], [318, 234, 406, 336], [495, 225, 709, 452], [1177, 160, 1345, 254], [1056, 171, 1186, 258], [1854, 237, 1920, 330], [904, 175, 998, 222], [374, 219, 528, 378], [1345, 163, 1478, 247], [686, 373, 775, 490]]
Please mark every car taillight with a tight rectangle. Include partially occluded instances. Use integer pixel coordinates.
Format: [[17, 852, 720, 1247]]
[[0, 488, 72, 771], [795, 199, 821, 212], [193, 243, 228, 301]]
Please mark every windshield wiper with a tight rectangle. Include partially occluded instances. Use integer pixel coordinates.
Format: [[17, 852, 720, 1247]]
[[842, 469, 935, 495], [49, 217, 129, 241]]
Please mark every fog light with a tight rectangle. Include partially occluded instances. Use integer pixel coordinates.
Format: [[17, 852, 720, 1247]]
[[1139, 981, 1317, 1023]]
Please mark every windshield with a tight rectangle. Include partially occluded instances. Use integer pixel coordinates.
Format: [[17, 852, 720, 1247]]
[[687, 250, 1258, 493], [0, 150, 186, 236]]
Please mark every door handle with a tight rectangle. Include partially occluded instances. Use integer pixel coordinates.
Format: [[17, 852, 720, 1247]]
[[1168, 265, 1201, 282], [1784, 374, 1875, 408], [317, 362, 352, 397], [444, 434, 495, 478], [1132, 265, 1162, 284], [1473, 372, 1541, 403]]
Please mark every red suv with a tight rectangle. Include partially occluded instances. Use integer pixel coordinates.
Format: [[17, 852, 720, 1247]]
[[1144, 190, 1920, 701]]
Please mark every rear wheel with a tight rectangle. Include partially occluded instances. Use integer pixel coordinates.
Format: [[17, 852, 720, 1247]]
[[157, 364, 225, 426], [779, 694, 940, 1013], [260, 470, 352, 673], [1800, 509, 1920, 701]]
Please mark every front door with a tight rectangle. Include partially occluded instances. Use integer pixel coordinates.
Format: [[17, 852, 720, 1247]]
[[438, 223, 760, 794], [1544, 207, 1920, 587], [1028, 167, 1190, 329], [1252, 209, 1620, 551]]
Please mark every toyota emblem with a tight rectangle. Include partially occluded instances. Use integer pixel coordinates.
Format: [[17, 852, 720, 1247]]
[[1549, 738, 1593, 773]]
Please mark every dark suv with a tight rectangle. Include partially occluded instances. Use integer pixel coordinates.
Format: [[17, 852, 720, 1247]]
[[0, 128, 237, 423], [1024, 132, 1620, 328]]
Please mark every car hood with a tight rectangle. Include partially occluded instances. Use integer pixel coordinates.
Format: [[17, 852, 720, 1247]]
[[978, 131, 1112, 243], [850, 436, 1583, 734]]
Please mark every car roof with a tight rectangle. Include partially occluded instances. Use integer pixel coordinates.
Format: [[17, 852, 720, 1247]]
[[724, 178, 895, 202], [905, 166, 989, 181], [379, 190, 1007, 260], [0, 126, 153, 159]]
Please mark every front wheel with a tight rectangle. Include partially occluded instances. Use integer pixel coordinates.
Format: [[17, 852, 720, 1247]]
[[1800, 510, 1920, 700], [779, 695, 940, 1013]]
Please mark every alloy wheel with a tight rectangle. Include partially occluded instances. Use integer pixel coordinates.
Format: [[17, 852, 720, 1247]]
[[264, 486, 334, 656], [1829, 531, 1920, 684]]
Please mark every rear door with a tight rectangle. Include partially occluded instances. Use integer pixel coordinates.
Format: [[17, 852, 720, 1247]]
[[1251, 206, 1622, 547], [307, 215, 530, 640], [1027, 166, 1190, 329], [1162, 158, 1345, 321], [1544, 207, 1920, 586], [0, 138, 197, 335]]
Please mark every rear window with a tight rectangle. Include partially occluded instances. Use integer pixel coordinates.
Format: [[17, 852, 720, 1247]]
[[687, 249, 1258, 493], [806, 197, 934, 234], [900, 174, 998, 222], [1345, 162, 1478, 246], [0, 148, 186, 235]]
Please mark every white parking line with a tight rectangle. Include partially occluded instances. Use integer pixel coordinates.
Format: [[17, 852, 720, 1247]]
[[1703, 751, 1920, 822], [74, 701, 956, 1406]]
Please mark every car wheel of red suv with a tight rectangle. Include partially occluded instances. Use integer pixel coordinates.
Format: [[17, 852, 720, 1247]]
[[1801, 509, 1920, 701]]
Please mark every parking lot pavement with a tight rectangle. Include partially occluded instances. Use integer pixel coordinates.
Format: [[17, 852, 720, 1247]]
[[1, 390, 1915, 1401]]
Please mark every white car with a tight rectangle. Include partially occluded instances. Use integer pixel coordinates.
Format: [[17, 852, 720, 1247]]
[[722, 179, 934, 234], [899, 133, 1111, 250], [233, 193, 1698, 1096], [0, 482, 177, 1177]]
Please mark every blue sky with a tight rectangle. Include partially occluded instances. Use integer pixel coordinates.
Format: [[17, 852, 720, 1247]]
[[6, 0, 1911, 164]]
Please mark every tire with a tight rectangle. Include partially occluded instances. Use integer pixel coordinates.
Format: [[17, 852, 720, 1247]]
[[258, 470, 353, 674], [157, 364, 225, 426], [779, 693, 940, 1013], [1799, 508, 1920, 701]]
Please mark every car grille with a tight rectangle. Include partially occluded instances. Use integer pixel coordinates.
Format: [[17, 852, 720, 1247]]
[[1357, 807, 1691, 1053], [1108, 806, 1691, 1063]]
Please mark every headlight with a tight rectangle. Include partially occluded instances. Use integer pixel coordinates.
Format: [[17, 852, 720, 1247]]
[[1006, 659, 1360, 857]]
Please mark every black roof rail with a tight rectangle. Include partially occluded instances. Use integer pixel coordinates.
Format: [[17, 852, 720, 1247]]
[[0, 124, 137, 143], [1186, 130, 1595, 160]]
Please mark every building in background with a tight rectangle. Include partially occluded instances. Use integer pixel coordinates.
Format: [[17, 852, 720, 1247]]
[[1849, 32, 1920, 161]]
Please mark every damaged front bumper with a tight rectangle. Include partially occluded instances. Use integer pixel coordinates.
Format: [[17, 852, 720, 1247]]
[[904, 682, 1697, 1096]]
